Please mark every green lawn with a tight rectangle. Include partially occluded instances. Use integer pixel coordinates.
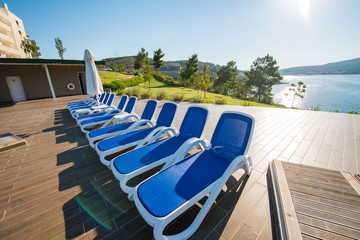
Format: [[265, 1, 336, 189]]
[[138, 78, 275, 108], [99, 71, 135, 84], [99, 71, 280, 108]]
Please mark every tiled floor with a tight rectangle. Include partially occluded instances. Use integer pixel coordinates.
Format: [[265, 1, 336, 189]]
[[0, 96, 359, 239]]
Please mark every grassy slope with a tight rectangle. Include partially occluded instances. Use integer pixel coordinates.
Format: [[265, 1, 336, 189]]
[[99, 71, 276, 108], [99, 71, 134, 84], [138, 79, 273, 107]]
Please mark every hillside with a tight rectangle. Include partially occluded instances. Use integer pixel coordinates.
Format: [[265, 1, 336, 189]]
[[280, 57, 360, 75], [103, 56, 244, 77]]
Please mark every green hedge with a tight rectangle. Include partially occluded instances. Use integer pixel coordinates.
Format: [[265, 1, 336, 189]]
[[102, 76, 145, 91]]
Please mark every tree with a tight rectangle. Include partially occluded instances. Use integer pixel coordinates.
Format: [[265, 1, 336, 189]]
[[286, 81, 306, 108], [180, 54, 199, 87], [54, 37, 66, 60], [143, 58, 154, 89], [200, 64, 211, 98], [191, 73, 202, 95], [20, 38, 39, 58], [153, 48, 165, 71], [233, 78, 252, 100], [215, 61, 238, 94], [118, 63, 126, 72], [245, 54, 282, 103], [134, 47, 148, 71]]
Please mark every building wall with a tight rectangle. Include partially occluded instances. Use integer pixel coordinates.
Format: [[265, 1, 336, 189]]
[[0, 2, 28, 58], [0, 64, 86, 102]]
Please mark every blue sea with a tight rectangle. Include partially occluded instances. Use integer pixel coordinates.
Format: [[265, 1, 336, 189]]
[[272, 74, 360, 112]]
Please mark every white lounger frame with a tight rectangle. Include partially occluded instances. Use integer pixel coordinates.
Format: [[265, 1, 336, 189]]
[[131, 111, 254, 240], [95, 101, 179, 167], [110, 105, 210, 194]]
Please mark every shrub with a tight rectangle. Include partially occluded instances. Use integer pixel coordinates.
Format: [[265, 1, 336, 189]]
[[141, 90, 152, 99], [156, 90, 167, 100], [124, 89, 132, 96], [215, 97, 226, 105], [310, 105, 320, 111], [173, 93, 184, 102], [102, 83, 112, 89], [189, 97, 203, 103], [116, 89, 124, 96], [130, 88, 141, 98], [240, 101, 250, 106], [111, 80, 125, 90]]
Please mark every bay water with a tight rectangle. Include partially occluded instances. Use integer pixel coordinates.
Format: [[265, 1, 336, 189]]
[[272, 74, 360, 112]]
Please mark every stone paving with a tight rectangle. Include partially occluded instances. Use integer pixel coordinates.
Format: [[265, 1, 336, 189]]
[[0, 95, 358, 240]]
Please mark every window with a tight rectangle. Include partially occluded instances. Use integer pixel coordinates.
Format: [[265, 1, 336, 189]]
[[15, 20, 19, 27], [18, 31, 22, 36]]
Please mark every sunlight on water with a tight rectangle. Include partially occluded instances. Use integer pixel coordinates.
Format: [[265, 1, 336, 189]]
[[272, 75, 360, 112]]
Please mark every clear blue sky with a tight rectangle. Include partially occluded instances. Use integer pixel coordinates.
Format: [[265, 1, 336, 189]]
[[6, 0, 360, 69]]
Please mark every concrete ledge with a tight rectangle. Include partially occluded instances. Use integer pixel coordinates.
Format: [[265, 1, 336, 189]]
[[0, 133, 26, 152]]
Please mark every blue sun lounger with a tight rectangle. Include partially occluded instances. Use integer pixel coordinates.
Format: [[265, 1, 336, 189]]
[[68, 92, 107, 111], [95, 101, 178, 167], [76, 95, 128, 123], [86, 99, 158, 148], [69, 92, 110, 113], [132, 111, 254, 240], [78, 96, 137, 133], [110, 105, 209, 194], [71, 93, 115, 118], [67, 93, 105, 109]]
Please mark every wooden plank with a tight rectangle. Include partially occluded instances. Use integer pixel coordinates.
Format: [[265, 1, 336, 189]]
[[287, 181, 360, 206], [292, 196, 360, 221], [286, 177, 360, 199], [285, 175, 357, 195], [271, 160, 302, 240], [293, 204, 360, 230], [341, 172, 360, 196], [297, 214, 360, 239], [299, 223, 353, 240], [290, 190, 360, 214]]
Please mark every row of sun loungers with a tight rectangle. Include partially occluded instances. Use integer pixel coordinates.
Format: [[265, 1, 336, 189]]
[[67, 94, 255, 239]]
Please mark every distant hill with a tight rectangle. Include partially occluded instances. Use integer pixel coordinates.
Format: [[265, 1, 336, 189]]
[[280, 57, 360, 75], [103, 56, 244, 77]]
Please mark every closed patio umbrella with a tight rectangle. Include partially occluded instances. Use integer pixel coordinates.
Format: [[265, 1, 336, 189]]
[[84, 49, 104, 106]]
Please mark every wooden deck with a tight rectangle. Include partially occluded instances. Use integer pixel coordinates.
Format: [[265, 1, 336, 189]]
[[0, 95, 359, 239], [270, 160, 360, 239]]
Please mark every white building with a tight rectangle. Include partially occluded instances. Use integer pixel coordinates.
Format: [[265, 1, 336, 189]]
[[0, 2, 30, 58]]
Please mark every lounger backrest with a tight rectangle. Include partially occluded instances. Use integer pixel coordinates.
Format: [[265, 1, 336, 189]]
[[140, 100, 158, 120], [210, 112, 254, 161], [156, 102, 177, 127], [117, 95, 128, 110], [98, 93, 106, 102], [179, 106, 208, 139], [106, 93, 115, 106], [102, 93, 110, 104], [124, 96, 137, 113]]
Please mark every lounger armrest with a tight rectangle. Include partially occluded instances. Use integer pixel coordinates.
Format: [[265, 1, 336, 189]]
[[232, 155, 252, 175], [162, 138, 211, 169], [146, 127, 179, 145], [116, 113, 139, 124], [124, 119, 155, 133], [135, 126, 170, 149]]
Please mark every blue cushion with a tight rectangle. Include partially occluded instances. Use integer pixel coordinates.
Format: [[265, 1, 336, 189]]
[[137, 151, 230, 217], [80, 115, 113, 125], [156, 103, 177, 127], [77, 111, 107, 120], [113, 137, 187, 174], [141, 100, 157, 120], [97, 127, 157, 152], [210, 113, 252, 161], [89, 122, 133, 138]]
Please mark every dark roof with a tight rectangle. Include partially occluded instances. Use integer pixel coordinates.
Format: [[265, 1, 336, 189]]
[[0, 58, 105, 65]]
